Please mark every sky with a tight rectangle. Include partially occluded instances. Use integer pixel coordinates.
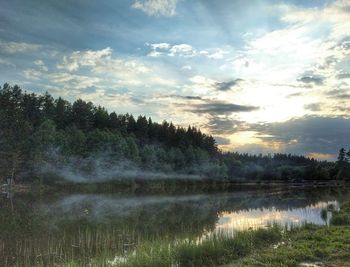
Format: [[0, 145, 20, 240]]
[[0, 0, 349, 160]]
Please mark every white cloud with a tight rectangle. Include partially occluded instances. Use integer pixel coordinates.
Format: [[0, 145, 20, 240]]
[[181, 65, 192, 70], [169, 44, 195, 57], [151, 43, 171, 50], [206, 49, 229, 60], [0, 40, 42, 54], [148, 50, 163, 57], [34, 59, 48, 72], [281, 0, 350, 40], [49, 72, 100, 89], [147, 43, 231, 60], [0, 58, 14, 67], [57, 47, 113, 72], [132, 0, 179, 17], [23, 69, 42, 81], [148, 42, 196, 57]]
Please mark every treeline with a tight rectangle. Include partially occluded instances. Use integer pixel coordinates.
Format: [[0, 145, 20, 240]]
[[220, 152, 344, 181], [0, 83, 225, 182], [0, 83, 349, 183]]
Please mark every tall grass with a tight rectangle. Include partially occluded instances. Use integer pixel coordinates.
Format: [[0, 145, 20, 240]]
[[116, 226, 282, 267], [2, 225, 283, 267]]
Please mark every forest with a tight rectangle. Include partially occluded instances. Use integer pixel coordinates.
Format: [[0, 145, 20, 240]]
[[0, 83, 349, 184]]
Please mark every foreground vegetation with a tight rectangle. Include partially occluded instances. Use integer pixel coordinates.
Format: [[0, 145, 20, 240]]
[[1, 83, 350, 185], [225, 226, 350, 267], [61, 224, 350, 267], [225, 195, 350, 267], [109, 227, 282, 267], [74, 193, 350, 267]]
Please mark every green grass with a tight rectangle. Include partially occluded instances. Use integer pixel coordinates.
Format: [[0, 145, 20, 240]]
[[224, 225, 350, 267], [224, 194, 350, 267], [330, 198, 350, 226], [113, 226, 282, 267]]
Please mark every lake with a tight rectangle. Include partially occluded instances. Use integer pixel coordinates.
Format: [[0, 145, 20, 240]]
[[0, 187, 344, 266]]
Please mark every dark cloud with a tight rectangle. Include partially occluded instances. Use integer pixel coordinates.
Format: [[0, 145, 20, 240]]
[[104, 94, 145, 104], [189, 101, 258, 115], [206, 116, 246, 134], [331, 105, 350, 113], [297, 76, 324, 86], [214, 79, 243, 91], [337, 73, 350, 79], [287, 92, 304, 98], [304, 103, 322, 111], [326, 89, 350, 99], [341, 41, 350, 50], [168, 94, 203, 100], [249, 116, 350, 155], [214, 136, 231, 145]]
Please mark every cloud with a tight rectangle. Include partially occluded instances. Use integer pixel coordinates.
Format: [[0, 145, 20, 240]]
[[53, 47, 171, 90], [49, 72, 100, 90], [148, 43, 196, 57], [337, 73, 350, 79], [166, 94, 203, 100], [23, 69, 42, 81], [326, 89, 350, 99], [181, 65, 192, 70], [297, 76, 324, 86], [207, 117, 245, 135], [132, 0, 179, 17], [189, 101, 259, 115], [214, 136, 231, 145], [206, 49, 229, 60], [169, 44, 195, 57], [34, 59, 48, 72], [147, 43, 231, 60], [304, 103, 322, 112], [281, 0, 350, 40], [249, 116, 350, 155], [151, 43, 171, 50], [214, 79, 243, 91], [0, 40, 42, 54], [0, 58, 14, 67], [57, 47, 113, 72]]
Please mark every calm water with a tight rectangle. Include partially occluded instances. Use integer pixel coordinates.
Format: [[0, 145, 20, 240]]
[[0, 187, 343, 266]]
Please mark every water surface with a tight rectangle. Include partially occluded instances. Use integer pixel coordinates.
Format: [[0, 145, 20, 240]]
[[0, 187, 343, 266]]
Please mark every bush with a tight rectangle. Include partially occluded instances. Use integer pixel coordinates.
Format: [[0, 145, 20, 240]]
[[330, 211, 350, 225]]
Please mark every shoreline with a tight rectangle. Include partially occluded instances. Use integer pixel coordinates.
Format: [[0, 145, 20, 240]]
[[2, 179, 348, 195]]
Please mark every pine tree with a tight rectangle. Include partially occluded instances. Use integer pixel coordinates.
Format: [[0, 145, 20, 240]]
[[338, 148, 346, 162]]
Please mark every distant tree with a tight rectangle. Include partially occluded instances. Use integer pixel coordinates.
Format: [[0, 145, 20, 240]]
[[41, 92, 55, 120], [21, 92, 43, 127], [135, 115, 148, 141], [94, 106, 109, 129], [54, 97, 72, 129], [346, 149, 350, 162], [71, 99, 94, 130], [338, 148, 346, 162], [126, 114, 136, 134]]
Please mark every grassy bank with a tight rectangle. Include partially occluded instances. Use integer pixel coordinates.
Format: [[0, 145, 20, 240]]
[[224, 225, 350, 267], [114, 227, 282, 267], [64, 193, 350, 267], [224, 196, 350, 267], [59, 226, 282, 267]]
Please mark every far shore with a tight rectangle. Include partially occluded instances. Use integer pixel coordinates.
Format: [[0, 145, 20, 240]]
[[2, 178, 349, 195]]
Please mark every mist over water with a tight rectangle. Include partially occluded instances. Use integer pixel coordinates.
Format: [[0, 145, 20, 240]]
[[40, 150, 203, 183]]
